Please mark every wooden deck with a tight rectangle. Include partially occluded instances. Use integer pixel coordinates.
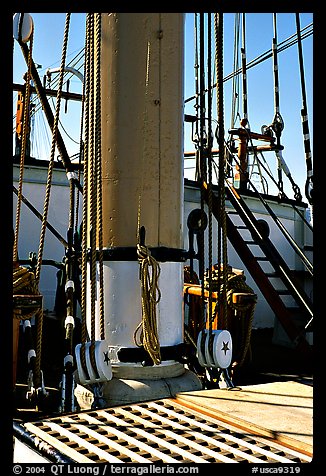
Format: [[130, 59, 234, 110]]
[[176, 380, 313, 455]]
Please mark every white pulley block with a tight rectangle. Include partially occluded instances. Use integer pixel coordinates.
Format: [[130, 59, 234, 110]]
[[197, 329, 232, 369], [13, 13, 34, 43], [75, 340, 112, 385]]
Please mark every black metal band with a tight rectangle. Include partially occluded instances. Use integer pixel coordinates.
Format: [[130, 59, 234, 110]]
[[117, 343, 191, 366], [87, 246, 188, 263]]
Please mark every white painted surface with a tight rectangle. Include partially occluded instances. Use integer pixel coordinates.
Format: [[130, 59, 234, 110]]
[[86, 261, 184, 347], [13, 437, 50, 463]]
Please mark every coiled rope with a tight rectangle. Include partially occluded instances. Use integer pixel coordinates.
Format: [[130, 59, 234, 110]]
[[134, 242, 162, 365], [13, 264, 41, 321]]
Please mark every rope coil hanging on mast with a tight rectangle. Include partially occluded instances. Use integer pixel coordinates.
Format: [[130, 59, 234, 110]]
[[134, 41, 162, 366]]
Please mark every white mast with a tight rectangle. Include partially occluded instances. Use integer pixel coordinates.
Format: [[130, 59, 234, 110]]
[[76, 13, 201, 408]]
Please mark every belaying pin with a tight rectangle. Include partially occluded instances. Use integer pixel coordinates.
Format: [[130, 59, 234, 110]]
[[75, 340, 112, 385], [197, 329, 232, 369]]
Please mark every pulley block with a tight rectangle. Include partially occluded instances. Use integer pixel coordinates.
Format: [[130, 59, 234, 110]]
[[75, 340, 112, 385], [13, 13, 34, 43], [197, 329, 232, 369]]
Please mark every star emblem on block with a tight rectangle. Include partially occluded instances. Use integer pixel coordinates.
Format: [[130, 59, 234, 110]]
[[221, 341, 230, 355], [103, 351, 110, 365]]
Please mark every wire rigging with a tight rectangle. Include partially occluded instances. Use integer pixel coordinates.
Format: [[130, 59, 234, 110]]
[[295, 13, 313, 207], [184, 22, 313, 104]]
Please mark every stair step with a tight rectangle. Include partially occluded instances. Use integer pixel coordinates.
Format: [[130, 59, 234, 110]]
[[276, 290, 291, 295], [255, 256, 269, 261], [244, 240, 258, 245], [235, 225, 248, 230], [286, 306, 301, 312]]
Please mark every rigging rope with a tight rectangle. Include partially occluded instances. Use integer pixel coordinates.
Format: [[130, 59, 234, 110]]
[[80, 13, 92, 380], [13, 24, 34, 263], [207, 13, 213, 339], [34, 13, 71, 389], [295, 13, 313, 207], [241, 13, 248, 123], [13, 25, 39, 335], [184, 22, 313, 105], [94, 13, 105, 341], [271, 14, 285, 198], [194, 13, 200, 181], [80, 13, 106, 381], [199, 13, 207, 327], [214, 12, 228, 330], [134, 41, 162, 366], [230, 14, 241, 130], [271, 14, 284, 146], [86, 13, 97, 380]]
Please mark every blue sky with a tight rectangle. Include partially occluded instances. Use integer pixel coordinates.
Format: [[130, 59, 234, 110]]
[[13, 12, 313, 201]]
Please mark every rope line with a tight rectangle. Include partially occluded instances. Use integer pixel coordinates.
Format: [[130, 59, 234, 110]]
[[135, 243, 162, 365], [34, 14, 71, 389], [214, 13, 228, 329], [135, 41, 162, 365], [13, 27, 34, 262], [80, 13, 92, 380], [94, 13, 105, 341]]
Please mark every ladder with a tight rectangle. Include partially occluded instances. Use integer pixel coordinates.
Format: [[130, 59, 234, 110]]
[[202, 181, 313, 355]]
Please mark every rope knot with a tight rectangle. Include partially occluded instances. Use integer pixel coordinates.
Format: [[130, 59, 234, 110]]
[[137, 243, 152, 262]]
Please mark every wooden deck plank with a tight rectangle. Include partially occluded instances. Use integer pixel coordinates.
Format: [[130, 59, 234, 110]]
[[175, 381, 313, 455]]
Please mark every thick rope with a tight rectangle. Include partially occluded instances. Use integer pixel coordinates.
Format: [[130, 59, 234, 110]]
[[207, 13, 213, 338], [85, 14, 101, 379], [33, 14, 71, 387], [214, 13, 228, 329], [13, 28, 34, 262], [80, 14, 92, 379], [79, 14, 105, 381], [94, 13, 105, 341]]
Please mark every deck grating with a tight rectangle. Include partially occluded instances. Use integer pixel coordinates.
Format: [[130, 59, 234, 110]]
[[24, 398, 312, 463]]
